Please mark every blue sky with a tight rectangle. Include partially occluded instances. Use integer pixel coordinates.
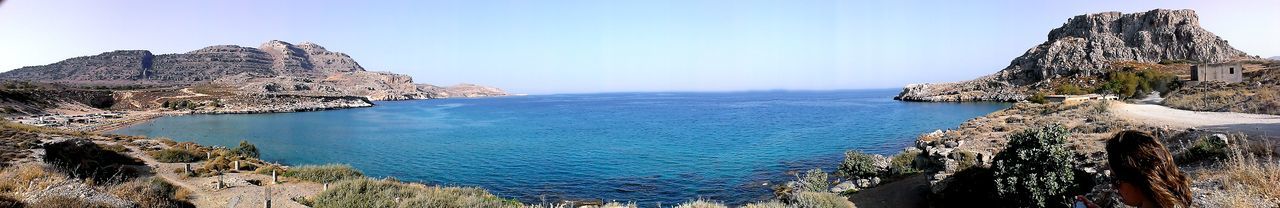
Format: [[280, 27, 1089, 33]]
[[1, 0, 1276, 94]]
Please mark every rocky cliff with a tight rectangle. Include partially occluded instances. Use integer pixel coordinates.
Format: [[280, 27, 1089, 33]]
[[896, 9, 1255, 102], [0, 40, 506, 101]]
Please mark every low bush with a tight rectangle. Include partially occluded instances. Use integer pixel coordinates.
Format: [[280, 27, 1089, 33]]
[[797, 168, 829, 192], [791, 191, 853, 208], [148, 149, 204, 163], [254, 164, 286, 175], [1178, 135, 1229, 163], [283, 164, 364, 183], [886, 150, 921, 177], [109, 177, 195, 208], [836, 150, 878, 180], [991, 125, 1079, 208], [1055, 83, 1088, 95], [740, 201, 787, 208], [1028, 92, 1047, 104], [312, 178, 520, 208], [43, 138, 143, 183]]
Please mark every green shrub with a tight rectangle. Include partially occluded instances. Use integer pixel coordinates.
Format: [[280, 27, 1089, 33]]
[[1028, 92, 1047, 104], [791, 191, 853, 208], [1055, 83, 1088, 95], [149, 149, 204, 163], [283, 164, 364, 183], [798, 168, 829, 192], [312, 178, 519, 208], [954, 151, 980, 170], [836, 150, 878, 180], [992, 125, 1078, 208], [1138, 70, 1179, 96], [231, 140, 259, 158], [887, 150, 921, 177], [1103, 71, 1142, 98], [1179, 135, 1230, 162]]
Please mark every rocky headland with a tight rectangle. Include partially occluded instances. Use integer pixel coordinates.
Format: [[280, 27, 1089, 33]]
[[895, 9, 1258, 102], [0, 40, 506, 117]]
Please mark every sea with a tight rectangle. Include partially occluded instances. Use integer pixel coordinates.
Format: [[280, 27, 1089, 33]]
[[112, 89, 1008, 206]]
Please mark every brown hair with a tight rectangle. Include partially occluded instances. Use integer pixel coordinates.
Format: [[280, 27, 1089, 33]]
[[1106, 130, 1192, 208]]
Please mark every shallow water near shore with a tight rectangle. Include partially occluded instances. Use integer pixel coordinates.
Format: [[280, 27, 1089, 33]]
[[113, 89, 1007, 205]]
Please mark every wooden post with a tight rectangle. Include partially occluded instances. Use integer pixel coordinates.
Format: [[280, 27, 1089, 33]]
[[206, 151, 211, 159], [184, 163, 191, 175], [323, 183, 328, 191], [271, 169, 278, 184], [217, 173, 224, 189], [234, 160, 240, 171], [264, 186, 272, 208]]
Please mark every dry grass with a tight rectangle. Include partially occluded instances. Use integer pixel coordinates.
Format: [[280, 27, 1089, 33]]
[[283, 164, 364, 183], [0, 163, 68, 193], [29, 195, 114, 208], [311, 178, 520, 208], [674, 199, 729, 208], [1220, 143, 1280, 201]]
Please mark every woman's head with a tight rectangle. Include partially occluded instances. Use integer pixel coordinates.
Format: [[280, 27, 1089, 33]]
[[1105, 130, 1192, 208]]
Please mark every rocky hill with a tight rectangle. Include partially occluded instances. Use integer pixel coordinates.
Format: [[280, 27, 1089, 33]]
[[896, 9, 1256, 102], [0, 40, 506, 101], [1270, 56, 1280, 60]]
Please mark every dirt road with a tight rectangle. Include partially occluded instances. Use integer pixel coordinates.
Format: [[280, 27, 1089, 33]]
[[1112, 103, 1280, 137]]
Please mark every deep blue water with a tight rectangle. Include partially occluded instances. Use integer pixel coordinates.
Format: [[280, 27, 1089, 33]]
[[112, 89, 1007, 205]]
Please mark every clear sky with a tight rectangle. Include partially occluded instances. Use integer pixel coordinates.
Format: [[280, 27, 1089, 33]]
[[1, 0, 1276, 94]]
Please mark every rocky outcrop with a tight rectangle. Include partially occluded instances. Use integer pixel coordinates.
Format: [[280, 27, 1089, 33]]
[[897, 9, 1256, 102], [0, 40, 507, 102]]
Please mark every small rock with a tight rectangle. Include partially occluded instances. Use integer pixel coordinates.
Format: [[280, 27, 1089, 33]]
[[830, 181, 857, 193], [1212, 134, 1229, 145], [944, 141, 959, 148], [856, 179, 872, 188]]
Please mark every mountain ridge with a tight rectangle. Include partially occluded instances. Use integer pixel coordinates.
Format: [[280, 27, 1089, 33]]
[[0, 40, 506, 101], [895, 9, 1257, 102]]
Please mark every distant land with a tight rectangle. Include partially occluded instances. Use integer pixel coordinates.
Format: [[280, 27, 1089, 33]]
[[896, 9, 1260, 102], [0, 40, 506, 116]]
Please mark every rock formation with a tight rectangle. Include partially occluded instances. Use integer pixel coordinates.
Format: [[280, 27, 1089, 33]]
[[896, 9, 1256, 102], [0, 40, 506, 101]]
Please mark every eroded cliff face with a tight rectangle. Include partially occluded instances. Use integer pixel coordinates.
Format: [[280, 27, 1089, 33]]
[[0, 40, 506, 101], [896, 9, 1255, 102]]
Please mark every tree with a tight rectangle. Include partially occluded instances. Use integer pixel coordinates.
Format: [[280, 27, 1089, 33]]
[[231, 140, 259, 158]]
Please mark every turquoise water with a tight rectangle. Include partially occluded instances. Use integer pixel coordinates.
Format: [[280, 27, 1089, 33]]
[[112, 89, 1007, 205]]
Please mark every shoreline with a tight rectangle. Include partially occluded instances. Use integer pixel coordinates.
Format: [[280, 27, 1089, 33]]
[[87, 95, 511, 134]]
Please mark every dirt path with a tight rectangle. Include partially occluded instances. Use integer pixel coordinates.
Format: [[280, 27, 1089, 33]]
[[1112, 103, 1280, 137], [123, 144, 321, 208]]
